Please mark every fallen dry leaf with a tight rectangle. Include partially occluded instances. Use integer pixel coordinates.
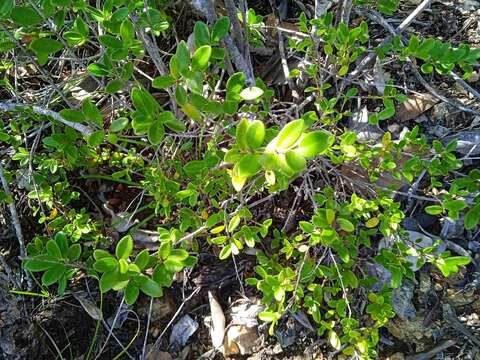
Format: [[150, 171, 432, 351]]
[[208, 291, 226, 349], [396, 93, 438, 122], [224, 325, 259, 355]]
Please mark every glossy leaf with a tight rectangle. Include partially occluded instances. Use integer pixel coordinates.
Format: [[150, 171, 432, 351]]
[[116, 235, 133, 260], [297, 131, 332, 158], [246, 120, 265, 149]]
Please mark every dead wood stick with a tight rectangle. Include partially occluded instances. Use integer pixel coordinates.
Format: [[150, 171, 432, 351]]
[[0, 162, 31, 288], [406, 339, 456, 360], [0, 102, 93, 136]]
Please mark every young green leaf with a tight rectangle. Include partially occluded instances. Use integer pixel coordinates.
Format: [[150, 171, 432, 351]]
[[240, 86, 264, 101], [235, 154, 261, 178], [236, 118, 250, 149], [192, 45, 212, 71], [246, 120, 265, 149], [285, 150, 306, 172], [274, 119, 304, 150], [297, 131, 332, 158], [116, 235, 133, 260]]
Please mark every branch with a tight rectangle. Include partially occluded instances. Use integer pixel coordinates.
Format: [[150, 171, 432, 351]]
[[0, 102, 93, 136], [349, 0, 432, 79], [0, 162, 31, 288]]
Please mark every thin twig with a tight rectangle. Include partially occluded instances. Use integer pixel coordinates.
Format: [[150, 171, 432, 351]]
[[0, 162, 30, 288], [0, 102, 93, 136], [349, 0, 432, 79], [146, 287, 201, 358]]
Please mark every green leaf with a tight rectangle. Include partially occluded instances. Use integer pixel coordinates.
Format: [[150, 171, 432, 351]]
[[140, 277, 163, 297], [59, 109, 85, 123], [105, 79, 124, 94], [246, 120, 265, 149], [176, 40, 190, 74], [67, 244, 81, 261], [94, 257, 118, 272], [337, 218, 354, 232], [240, 86, 264, 101], [87, 63, 109, 76], [343, 269, 359, 288], [329, 330, 341, 350], [42, 264, 66, 286], [159, 111, 186, 132], [464, 206, 480, 230], [297, 131, 332, 158], [148, 121, 165, 145], [0, 0, 13, 17], [211, 16, 230, 43], [175, 85, 187, 106], [119, 258, 129, 274], [219, 244, 232, 260], [82, 98, 103, 126], [134, 249, 150, 270], [88, 130, 105, 147], [275, 119, 304, 150], [236, 118, 250, 149], [436, 256, 471, 277], [226, 72, 245, 99], [120, 19, 135, 43], [258, 311, 278, 323], [11, 6, 42, 26], [285, 150, 306, 172], [99, 271, 120, 292], [46, 239, 62, 258], [93, 249, 113, 260], [425, 205, 443, 215], [24, 257, 54, 272], [152, 75, 176, 89], [191, 45, 212, 71], [99, 35, 123, 49], [110, 117, 129, 132], [164, 258, 184, 273], [228, 215, 241, 232], [159, 242, 171, 260], [116, 235, 133, 260], [235, 154, 261, 178], [30, 38, 63, 55], [124, 282, 139, 305], [194, 21, 210, 47]]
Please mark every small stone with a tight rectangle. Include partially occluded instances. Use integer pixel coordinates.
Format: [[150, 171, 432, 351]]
[[146, 350, 173, 360], [388, 352, 405, 360]]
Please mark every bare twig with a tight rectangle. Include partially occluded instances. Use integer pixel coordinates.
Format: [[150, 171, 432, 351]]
[[349, 0, 432, 79], [0, 102, 93, 136], [146, 287, 201, 358], [360, 9, 480, 115], [0, 162, 30, 288], [406, 339, 456, 360]]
